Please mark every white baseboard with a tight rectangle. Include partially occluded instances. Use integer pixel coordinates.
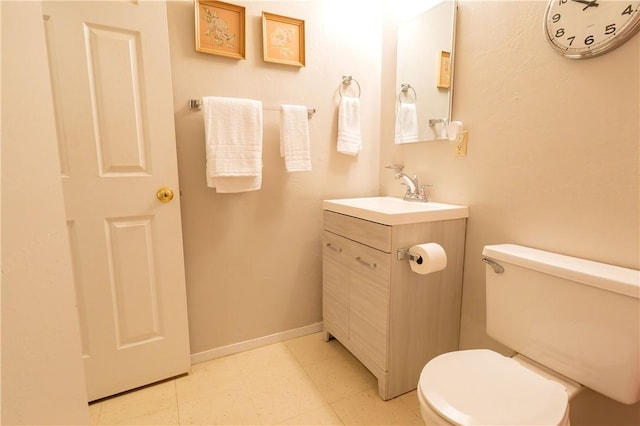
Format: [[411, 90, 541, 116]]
[[190, 322, 324, 365]]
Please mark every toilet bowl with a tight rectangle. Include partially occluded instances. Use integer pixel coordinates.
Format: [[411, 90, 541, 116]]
[[417, 350, 574, 426], [416, 244, 640, 426]]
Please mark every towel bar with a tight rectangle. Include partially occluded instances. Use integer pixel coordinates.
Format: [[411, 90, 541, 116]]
[[188, 99, 316, 118]]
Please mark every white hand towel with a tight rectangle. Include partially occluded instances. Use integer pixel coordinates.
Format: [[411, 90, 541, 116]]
[[203, 96, 263, 193], [337, 96, 362, 156], [394, 102, 419, 144], [280, 105, 312, 172]]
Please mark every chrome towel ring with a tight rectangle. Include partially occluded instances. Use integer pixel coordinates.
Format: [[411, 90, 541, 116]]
[[398, 83, 417, 104], [339, 75, 361, 98]]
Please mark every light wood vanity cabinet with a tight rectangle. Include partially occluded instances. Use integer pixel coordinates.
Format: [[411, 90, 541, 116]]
[[322, 210, 466, 400]]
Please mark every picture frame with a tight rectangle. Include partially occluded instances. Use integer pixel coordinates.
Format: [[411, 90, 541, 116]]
[[195, 0, 245, 59], [437, 50, 451, 89], [262, 12, 305, 67]]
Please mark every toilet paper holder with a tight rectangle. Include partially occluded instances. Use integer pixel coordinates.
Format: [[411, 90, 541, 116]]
[[397, 248, 423, 264]]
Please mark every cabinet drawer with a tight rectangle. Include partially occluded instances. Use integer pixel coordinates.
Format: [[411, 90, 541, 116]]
[[323, 210, 391, 252]]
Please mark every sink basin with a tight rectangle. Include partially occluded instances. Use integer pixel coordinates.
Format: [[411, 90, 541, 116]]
[[323, 196, 469, 226]]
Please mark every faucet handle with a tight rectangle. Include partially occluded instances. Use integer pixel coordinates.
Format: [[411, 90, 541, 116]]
[[418, 184, 433, 201], [384, 164, 404, 173]]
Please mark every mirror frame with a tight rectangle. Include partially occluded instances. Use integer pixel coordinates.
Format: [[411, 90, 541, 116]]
[[394, 0, 458, 144]]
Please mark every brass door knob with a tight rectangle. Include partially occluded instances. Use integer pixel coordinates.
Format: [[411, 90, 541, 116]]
[[156, 186, 174, 203]]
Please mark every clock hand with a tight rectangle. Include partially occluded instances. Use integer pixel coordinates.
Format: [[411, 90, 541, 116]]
[[571, 0, 600, 8]]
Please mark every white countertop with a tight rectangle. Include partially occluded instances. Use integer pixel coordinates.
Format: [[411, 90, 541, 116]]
[[323, 196, 469, 226]]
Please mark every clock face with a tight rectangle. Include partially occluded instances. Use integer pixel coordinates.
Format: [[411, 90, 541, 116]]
[[544, 0, 640, 58]]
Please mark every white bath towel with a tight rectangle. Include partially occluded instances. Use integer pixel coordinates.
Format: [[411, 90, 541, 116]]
[[394, 102, 419, 144], [203, 96, 263, 193], [280, 105, 312, 172], [337, 96, 362, 156]]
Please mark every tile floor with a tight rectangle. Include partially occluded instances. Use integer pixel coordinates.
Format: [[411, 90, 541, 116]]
[[88, 332, 423, 425]]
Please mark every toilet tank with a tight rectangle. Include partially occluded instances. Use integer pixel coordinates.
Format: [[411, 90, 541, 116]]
[[482, 244, 640, 405]]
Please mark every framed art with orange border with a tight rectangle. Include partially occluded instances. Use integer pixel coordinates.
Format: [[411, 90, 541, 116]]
[[437, 50, 451, 89], [262, 12, 305, 67], [195, 0, 245, 59]]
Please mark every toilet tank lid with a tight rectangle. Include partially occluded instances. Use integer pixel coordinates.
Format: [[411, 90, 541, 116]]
[[482, 244, 639, 299]]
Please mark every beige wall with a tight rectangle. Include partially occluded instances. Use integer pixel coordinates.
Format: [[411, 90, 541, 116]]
[[381, 1, 639, 423], [384, 0, 639, 347], [1, 1, 90, 424], [166, 0, 382, 354]]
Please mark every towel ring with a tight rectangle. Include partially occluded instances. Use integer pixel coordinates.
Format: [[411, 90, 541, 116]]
[[339, 75, 361, 98], [398, 83, 417, 104]]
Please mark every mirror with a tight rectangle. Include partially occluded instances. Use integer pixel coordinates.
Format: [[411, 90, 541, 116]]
[[395, 0, 457, 144]]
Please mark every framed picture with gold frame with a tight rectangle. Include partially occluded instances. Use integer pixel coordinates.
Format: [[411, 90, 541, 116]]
[[437, 50, 451, 89], [262, 12, 305, 67], [195, 0, 245, 59]]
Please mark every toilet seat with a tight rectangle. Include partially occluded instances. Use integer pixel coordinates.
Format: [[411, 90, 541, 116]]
[[418, 349, 570, 426]]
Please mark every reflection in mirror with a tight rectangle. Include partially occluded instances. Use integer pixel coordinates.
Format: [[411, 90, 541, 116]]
[[395, 0, 457, 144]]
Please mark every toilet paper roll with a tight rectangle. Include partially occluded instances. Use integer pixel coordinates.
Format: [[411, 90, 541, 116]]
[[409, 243, 447, 275]]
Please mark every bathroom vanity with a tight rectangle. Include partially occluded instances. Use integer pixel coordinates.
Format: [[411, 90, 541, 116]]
[[322, 197, 468, 400]]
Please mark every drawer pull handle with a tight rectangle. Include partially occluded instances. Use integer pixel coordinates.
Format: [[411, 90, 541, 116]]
[[356, 257, 377, 269], [325, 243, 343, 253]]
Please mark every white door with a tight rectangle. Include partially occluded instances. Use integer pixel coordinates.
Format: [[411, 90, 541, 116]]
[[42, 0, 190, 401]]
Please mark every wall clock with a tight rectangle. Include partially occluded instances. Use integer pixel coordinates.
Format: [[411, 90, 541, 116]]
[[544, 0, 640, 58]]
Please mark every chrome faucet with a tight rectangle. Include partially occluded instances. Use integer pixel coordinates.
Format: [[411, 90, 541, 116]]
[[385, 164, 429, 202]]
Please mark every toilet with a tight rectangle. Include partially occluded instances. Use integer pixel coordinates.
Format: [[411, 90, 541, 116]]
[[417, 244, 640, 426]]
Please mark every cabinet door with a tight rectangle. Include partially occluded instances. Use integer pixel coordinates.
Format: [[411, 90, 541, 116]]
[[322, 231, 350, 342], [349, 243, 391, 370]]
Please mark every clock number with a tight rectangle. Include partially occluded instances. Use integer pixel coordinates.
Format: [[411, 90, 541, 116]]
[[545, 0, 639, 57]]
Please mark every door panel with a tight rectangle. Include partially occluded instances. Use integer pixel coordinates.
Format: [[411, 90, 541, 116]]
[[106, 216, 161, 347], [85, 23, 151, 175]]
